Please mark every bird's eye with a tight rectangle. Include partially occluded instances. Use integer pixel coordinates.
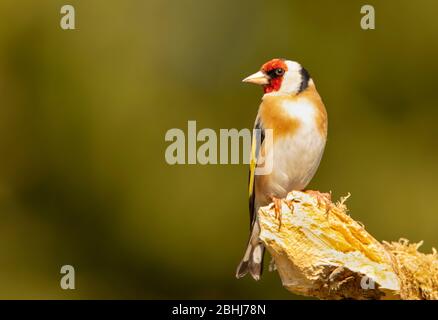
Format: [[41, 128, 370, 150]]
[[275, 68, 284, 76]]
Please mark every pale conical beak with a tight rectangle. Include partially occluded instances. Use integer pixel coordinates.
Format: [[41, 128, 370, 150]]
[[242, 71, 270, 85]]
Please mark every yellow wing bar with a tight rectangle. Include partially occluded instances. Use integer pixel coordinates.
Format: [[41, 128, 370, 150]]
[[248, 130, 257, 197]]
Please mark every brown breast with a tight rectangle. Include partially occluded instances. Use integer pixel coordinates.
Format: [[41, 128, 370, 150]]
[[259, 82, 328, 140]]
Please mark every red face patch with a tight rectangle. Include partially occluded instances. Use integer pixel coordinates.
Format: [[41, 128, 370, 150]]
[[261, 59, 288, 93]]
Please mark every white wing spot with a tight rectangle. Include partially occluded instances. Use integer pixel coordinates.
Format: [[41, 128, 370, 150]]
[[252, 245, 263, 264]]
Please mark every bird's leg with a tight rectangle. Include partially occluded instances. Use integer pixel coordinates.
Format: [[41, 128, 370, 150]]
[[272, 196, 283, 230], [285, 196, 297, 213]]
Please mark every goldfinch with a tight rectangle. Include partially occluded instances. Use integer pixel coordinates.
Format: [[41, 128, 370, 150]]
[[236, 58, 328, 281]]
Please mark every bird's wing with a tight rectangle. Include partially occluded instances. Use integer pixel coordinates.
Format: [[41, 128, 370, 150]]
[[248, 118, 264, 228]]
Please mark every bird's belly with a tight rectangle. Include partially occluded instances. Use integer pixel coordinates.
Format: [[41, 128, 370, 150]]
[[256, 127, 326, 205]]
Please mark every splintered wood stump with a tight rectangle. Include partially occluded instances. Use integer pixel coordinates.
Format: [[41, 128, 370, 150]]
[[258, 191, 438, 300]]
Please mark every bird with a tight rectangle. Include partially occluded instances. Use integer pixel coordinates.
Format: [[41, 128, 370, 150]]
[[236, 58, 328, 281]]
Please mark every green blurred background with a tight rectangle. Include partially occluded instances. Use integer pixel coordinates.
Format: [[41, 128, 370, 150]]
[[0, 0, 437, 299]]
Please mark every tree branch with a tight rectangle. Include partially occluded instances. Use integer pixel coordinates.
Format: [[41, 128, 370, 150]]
[[258, 191, 438, 300]]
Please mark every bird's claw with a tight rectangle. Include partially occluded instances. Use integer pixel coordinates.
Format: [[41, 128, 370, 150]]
[[272, 197, 283, 230], [306, 190, 333, 216]]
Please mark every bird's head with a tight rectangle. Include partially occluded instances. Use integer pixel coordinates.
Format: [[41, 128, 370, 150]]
[[242, 58, 311, 95]]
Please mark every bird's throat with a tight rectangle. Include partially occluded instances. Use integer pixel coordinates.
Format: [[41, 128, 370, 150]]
[[264, 77, 283, 94]]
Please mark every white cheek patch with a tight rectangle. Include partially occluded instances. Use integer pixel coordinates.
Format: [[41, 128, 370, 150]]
[[280, 71, 301, 94], [278, 60, 303, 94]]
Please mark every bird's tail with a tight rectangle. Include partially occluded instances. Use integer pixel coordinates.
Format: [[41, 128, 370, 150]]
[[235, 221, 265, 281]]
